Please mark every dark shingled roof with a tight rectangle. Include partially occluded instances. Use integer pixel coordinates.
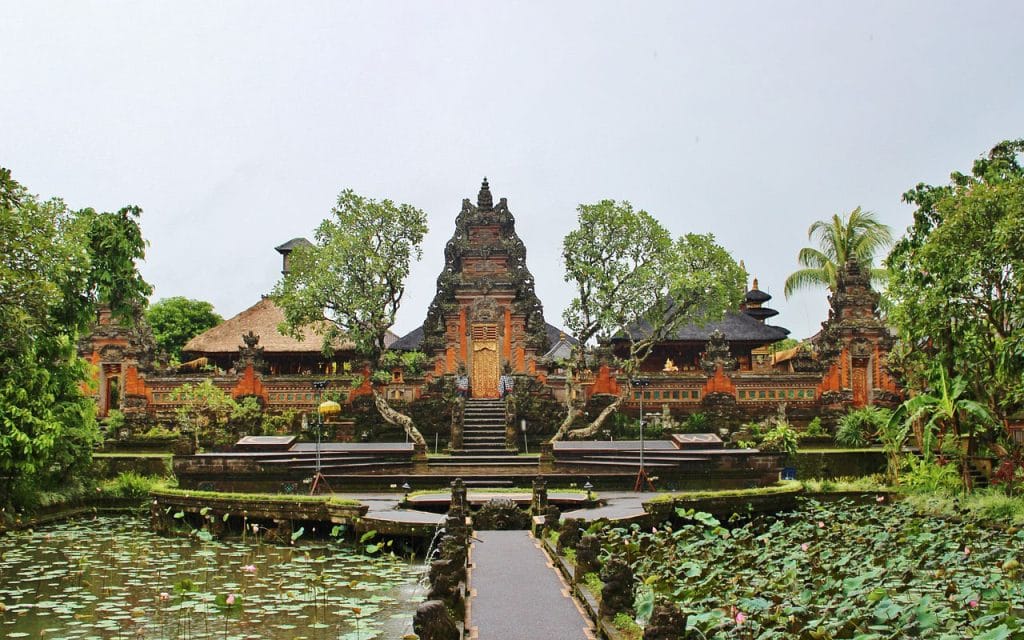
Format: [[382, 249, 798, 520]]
[[619, 310, 790, 344], [274, 237, 312, 254], [389, 322, 576, 352], [745, 288, 772, 304], [389, 325, 425, 351]]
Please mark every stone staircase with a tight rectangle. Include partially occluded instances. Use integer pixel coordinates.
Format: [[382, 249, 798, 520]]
[[430, 398, 538, 472]]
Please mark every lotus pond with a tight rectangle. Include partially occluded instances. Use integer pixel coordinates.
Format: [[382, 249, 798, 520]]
[[596, 498, 1024, 639], [0, 515, 423, 639]]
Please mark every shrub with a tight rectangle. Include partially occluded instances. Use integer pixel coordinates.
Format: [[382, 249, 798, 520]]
[[836, 406, 892, 447], [682, 412, 710, 433], [104, 471, 162, 499], [760, 421, 799, 457], [902, 456, 962, 495], [805, 416, 825, 437]]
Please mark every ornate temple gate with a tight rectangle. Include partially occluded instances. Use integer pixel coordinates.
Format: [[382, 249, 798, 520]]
[[471, 323, 499, 398]]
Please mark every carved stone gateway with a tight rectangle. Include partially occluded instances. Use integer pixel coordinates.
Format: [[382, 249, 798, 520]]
[[419, 179, 550, 383]]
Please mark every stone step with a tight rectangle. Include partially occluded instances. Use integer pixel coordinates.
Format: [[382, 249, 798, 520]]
[[430, 459, 538, 468]]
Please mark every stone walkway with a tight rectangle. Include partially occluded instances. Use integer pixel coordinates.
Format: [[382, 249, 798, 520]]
[[560, 490, 650, 523], [467, 530, 596, 640]]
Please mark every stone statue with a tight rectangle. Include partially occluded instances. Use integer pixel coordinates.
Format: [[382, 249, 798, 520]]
[[413, 600, 460, 640], [643, 599, 687, 639], [599, 558, 635, 618]]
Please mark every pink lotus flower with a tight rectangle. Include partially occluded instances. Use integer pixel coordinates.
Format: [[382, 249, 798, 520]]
[[242, 564, 257, 573], [801, 543, 809, 552], [226, 594, 236, 605], [735, 611, 747, 625], [818, 521, 825, 529], [159, 592, 170, 601], [251, 523, 260, 533], [876, 495, 885, 503], [969, 600, 979, 608], [964, 546, 972, 556]]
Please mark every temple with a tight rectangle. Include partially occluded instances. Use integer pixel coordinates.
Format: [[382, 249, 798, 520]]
[[390, 178, 566, 395], [80, 180, 901, 439]]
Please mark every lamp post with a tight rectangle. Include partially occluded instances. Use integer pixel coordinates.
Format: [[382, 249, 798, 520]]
[[521, 418, 528, 454], [583, 479, 594, 502], [311, 381, 338, 495], [632, 378, 654, 492]]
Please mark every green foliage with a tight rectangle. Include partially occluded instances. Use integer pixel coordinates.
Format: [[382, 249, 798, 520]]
[[683, 412, 710, 433], [613, 612, 643, 639], [260, 409, 302, 435], [273, 189, 428, 445], [892, 369, 996, 485], [556, 199, 744, 439], [759, 421, 799, 458], [105, 409, 126, 433], [784, 206, 893, 298], [78, 205, 153, 319], [0, 169, 152, 509], [747, 405, 799, 457], [835, 406, 891, 447], [171, 379, 240, 448], [230, 396, 264, 435], [592, 498, 1024, 638], [887, 139, 1024, 423], [902, 456, 963, 495], [102, 471, 161, 499], [145, 296, 222, 361], [804, 416, 825, 437]]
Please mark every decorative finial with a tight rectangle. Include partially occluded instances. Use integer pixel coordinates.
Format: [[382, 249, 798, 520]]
[[752, 277, 759, 290], [477, 177, 493, 211]]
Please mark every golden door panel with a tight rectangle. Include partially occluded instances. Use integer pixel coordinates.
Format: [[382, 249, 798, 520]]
[[471, 323, 499, 398]]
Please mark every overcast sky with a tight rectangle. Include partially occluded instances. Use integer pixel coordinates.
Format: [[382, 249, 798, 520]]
[[3, 1, 1022, 341]]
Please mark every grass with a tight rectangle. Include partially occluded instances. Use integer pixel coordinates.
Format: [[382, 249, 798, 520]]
[[93, 452, 175, 458], [612, 612, 642, 640], [799, 474, 893, 493], [797, 447, 882, 453], [406, 487, 587, 498], [152, 486, 362, 507], [645, 480, 803, 503], [902, 488, 1024, 526]]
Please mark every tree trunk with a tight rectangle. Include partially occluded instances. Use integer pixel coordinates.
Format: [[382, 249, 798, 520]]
[[567, 392, 625, 440], [372, 388, 426, 447], [550, 406, 584, 442]]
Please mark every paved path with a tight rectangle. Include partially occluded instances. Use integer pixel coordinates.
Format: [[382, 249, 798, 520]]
[[561, 490, 650, 523], [467, 530, 596, 640]]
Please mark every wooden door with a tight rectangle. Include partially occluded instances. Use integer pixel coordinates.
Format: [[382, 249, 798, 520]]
[[471, 323, 499, 398]]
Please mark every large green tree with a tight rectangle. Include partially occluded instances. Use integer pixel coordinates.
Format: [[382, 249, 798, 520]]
[[146, 296, 223, 361], [886, 139, 1024, 425], [272, 189, 428, 447], [0, 168, 151, 507], [783, 207, 893, 298], [551, 200, 745, 440]]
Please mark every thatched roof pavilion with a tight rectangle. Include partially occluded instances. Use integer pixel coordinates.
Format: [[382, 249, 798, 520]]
[[183, 297, 391, 374]]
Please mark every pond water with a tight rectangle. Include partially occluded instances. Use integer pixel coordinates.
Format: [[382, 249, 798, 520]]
[[0, 515, 425, 639]]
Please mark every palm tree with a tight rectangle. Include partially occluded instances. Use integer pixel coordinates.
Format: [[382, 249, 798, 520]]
[[784, 207, 893, 298]]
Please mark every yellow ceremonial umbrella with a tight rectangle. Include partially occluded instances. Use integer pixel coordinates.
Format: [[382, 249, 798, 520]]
[[318, 400, 342, 417]]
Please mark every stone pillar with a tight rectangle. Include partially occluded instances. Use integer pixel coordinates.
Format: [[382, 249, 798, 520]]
[[450, 395, 464, 452], [504, 393, 518, 450], [450, 478, 468, 514], [539, 441, 555, 472], [531, 476, 548, 516]]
